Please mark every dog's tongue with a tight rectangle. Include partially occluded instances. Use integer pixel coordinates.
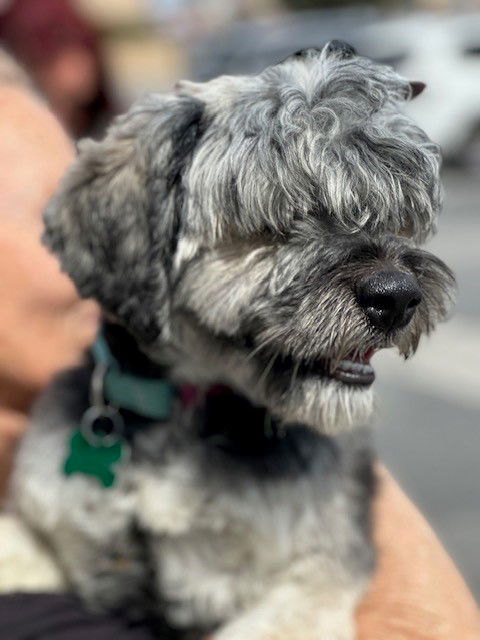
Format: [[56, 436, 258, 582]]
[[362, 348, 375, 364]]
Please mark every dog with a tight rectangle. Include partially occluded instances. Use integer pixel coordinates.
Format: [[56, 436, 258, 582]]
[[11, 41, 455, 639]]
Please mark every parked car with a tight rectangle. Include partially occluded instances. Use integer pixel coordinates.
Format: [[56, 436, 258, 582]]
[[353, 12, 480, 164]]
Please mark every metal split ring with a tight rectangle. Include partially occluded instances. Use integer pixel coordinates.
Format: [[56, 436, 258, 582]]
[[80, 405, 125, 447]]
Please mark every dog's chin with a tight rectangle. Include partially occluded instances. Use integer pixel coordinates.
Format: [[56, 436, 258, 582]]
[[251, 349, 377, 434], [262, 374, 375, 434]]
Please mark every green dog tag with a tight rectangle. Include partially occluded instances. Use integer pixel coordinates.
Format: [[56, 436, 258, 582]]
[[64, 428, 125, 489]]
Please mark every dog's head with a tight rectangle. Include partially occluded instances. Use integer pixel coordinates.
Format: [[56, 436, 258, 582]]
[[44, 41, 455, 432]]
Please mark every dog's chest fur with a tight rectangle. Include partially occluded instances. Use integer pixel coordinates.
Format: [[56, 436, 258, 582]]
[[13, 364, 374, 633]]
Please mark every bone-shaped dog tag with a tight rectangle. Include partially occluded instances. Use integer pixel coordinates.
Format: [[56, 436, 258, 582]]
[[63, 406, 127, 488]]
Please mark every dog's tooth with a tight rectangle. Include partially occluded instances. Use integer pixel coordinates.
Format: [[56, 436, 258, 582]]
[[338, 360, 371, 374]]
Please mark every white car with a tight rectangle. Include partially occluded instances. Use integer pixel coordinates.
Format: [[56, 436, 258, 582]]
[[357, 13, 480, 163]]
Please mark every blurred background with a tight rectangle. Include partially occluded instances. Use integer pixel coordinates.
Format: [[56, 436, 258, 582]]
[[0, 0, 479, 598]]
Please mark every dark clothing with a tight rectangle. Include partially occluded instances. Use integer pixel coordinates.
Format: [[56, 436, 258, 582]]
[[0, 593, 156, 640]]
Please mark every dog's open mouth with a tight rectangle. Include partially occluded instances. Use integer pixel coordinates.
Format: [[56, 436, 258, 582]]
[[293, 348, 376, 387], [330, 351, 375, 386]]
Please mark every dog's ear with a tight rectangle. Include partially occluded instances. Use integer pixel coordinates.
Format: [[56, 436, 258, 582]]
[[43, 94, 205, 343], [408, 81, 426, 99]]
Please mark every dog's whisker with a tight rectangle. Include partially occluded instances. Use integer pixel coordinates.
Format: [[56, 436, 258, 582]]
[[288, 359, 301, 396], [257, 348, 280, 389], [245, 331, 283, 362]]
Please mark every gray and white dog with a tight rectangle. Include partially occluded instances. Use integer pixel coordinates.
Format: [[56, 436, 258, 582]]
[[12, 42, 455, 639]]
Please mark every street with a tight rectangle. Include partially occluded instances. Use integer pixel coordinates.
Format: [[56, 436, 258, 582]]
[[374, 169, 480, 598]]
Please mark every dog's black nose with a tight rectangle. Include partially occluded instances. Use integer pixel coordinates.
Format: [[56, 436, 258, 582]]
[[356, 271, 422, 331]]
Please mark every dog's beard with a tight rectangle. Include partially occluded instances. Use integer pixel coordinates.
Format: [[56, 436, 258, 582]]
[[252, 350, 378, 433], [268, 377, 375, 434]]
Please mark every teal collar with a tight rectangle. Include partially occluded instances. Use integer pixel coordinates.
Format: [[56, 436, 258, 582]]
[[63, 333, 177, 488], [91, 333, 176, 422]]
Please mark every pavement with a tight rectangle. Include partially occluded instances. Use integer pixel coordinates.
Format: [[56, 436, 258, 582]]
[[373, 168, 480, 599]]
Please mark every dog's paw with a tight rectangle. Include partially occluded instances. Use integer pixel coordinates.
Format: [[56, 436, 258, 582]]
[[212, 605, 356, 640], [211, 582, 358, 640], [0, 513, 65, 593]]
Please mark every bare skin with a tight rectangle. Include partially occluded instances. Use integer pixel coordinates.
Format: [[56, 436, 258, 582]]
[[0, 70, 478, 638], [357, 465, 480, 639], [0, 84, 99, 498]]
